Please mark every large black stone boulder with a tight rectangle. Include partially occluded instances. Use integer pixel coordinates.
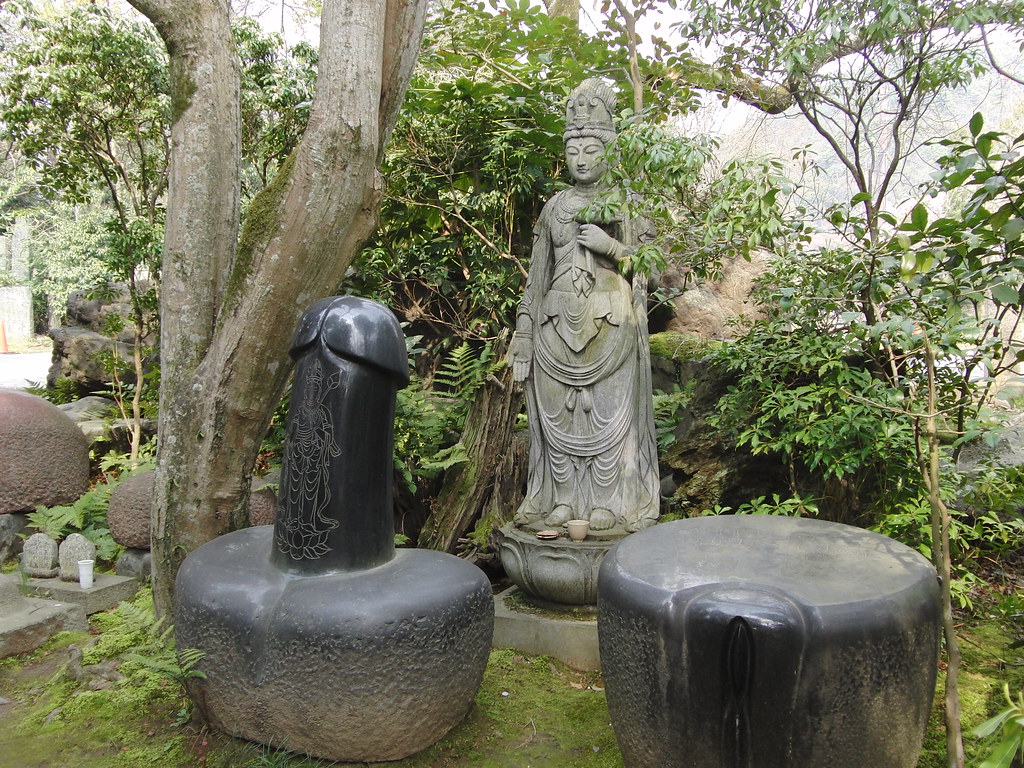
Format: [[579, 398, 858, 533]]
[[598, 515, 940, 768]]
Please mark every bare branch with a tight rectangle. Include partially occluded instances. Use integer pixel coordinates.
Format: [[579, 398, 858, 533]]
[[981, 26, 1024, 86]]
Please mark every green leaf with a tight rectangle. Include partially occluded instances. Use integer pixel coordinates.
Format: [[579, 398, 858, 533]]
[[1000, 218, 1024, 242], [976, 735, 1021, 768], [970, 112, 984, 137], [900, 250, 917, 278], [910, 204, 928, 232], [991, 283, 1021, 306]]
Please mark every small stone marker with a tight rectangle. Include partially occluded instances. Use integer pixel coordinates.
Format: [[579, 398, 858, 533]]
[[58, 534, 96, 582], [0, 575, 21, 615], [21, 532, 58, 578]]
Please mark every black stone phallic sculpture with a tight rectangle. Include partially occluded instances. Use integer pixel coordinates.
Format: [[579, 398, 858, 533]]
[[597, 516, 940, 768], [175, 296, 494, 763]]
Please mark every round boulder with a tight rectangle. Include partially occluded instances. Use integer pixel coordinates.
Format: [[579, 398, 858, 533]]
[[108, 469, 280, 549], [0, 389, 89, 514], [107, 470, 155, 549]]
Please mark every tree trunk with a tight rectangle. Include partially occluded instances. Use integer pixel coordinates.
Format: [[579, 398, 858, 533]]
[[418, 363, 524, 553], [923, 342, 965, 768], [128, 0, 427, 617]]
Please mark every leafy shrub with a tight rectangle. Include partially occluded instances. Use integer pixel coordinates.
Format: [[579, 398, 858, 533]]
[[27, 482, 120, 563]]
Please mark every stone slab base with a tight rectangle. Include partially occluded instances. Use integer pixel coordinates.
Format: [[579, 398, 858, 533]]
[[492, 587, 600, 671], [0, 596, 87, 658], [25, 573, 140, 615]]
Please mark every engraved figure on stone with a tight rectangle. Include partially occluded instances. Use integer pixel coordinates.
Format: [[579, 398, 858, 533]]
[[509, 77, 660, 534], [275, 358, 342, 558]]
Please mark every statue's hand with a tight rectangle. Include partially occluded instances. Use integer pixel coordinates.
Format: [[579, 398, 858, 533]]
[[577, 224, 620, 259], [508, 333, 533, 383]]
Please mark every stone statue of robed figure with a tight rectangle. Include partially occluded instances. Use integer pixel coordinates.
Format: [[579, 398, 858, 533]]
[[509, 78, 659, 535]]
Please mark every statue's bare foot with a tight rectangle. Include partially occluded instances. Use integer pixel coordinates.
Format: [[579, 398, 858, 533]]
[[625, 515, 656, 533], [590, 507, 616, 531], [545, 504, 574, 527], [513, 509, 536, 527]]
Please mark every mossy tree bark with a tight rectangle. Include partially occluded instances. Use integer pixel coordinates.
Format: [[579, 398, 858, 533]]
[[126, 0, 427, 617], [419, 364, 525, 553]]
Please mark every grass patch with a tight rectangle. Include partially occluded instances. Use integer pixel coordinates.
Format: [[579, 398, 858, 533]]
[[918, 621, 1024, 768], [1, 587, 1020, 767]]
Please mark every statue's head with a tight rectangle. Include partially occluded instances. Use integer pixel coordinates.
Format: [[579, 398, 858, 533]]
[[564, 78, 617, 146], [564, 78, 616, 186]]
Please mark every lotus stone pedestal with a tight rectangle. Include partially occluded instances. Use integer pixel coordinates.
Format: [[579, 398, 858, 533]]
[[597, 516, 941, 768]]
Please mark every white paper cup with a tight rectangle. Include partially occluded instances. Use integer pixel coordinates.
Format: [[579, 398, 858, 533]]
[[566, 519, 590, 542], [78, 559, 95, 590]]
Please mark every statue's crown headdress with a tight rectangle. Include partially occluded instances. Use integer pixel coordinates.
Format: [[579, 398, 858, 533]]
[[564, 78, 617, 144]]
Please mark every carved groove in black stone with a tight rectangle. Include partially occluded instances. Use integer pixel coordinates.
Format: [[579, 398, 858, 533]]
[[721, 615, 754, 768]]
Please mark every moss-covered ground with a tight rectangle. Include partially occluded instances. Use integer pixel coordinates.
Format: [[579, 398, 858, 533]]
[[0, 587, 1020, 768]]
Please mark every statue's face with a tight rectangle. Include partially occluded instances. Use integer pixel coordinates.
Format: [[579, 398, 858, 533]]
[[565, 137, 606, 186]]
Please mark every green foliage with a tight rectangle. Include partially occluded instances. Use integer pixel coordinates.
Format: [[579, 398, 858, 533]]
[[98, 444, 156, 477], [75, 589, 202, 726], [593, 119, 799, 282], [681, 0, 1010, 95], [972, 685, 1024, 768], [869, 486, 1021, 610], [234, 16, 317, 199], [354, 0, 711, 362], [26, 452, 153, 563], [652, 386, 691, 452], [393, 381, 453, 494], [243, 748, 331, 768], [393, 340, 500, 494], [25, 377, 83, 405], [27, 482, 121, 563], [85, 590, 168, 665], [432, 339, 501, 402], [0, 4, 169, 210], [709, 299, 920, 524], [699, 492, 821, 518], [710, 111, 1024, 618], [82, 590, 202, 727], [24, 198, 115, 323]]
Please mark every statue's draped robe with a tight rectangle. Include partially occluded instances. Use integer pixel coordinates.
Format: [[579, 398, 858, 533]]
[[516, 189, 659, 531]]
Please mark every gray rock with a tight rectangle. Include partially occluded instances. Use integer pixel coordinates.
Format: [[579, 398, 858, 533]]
[[957, 419, 1024, 474], [248, 480, 278, 527], [175, 296, 493, 763], [0, 390, 89, 514], [107, 471, 154, 549], [108, 470, 275, 550], [655, 352, 789, 516], [0, 574, 21, 616], [0, 513, 28, 564], [57, 396, 118, 422], [46, 327, 134, 390], [58, 534, 95, 582], [664, 251, 767, 341], [0, 573, 88, 658], [114, 548, 151, 580], [21, 533, 58, 578], [65, 284, 144, 334], [599, 516, 940, 768], [499, 523, 611, 605]]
